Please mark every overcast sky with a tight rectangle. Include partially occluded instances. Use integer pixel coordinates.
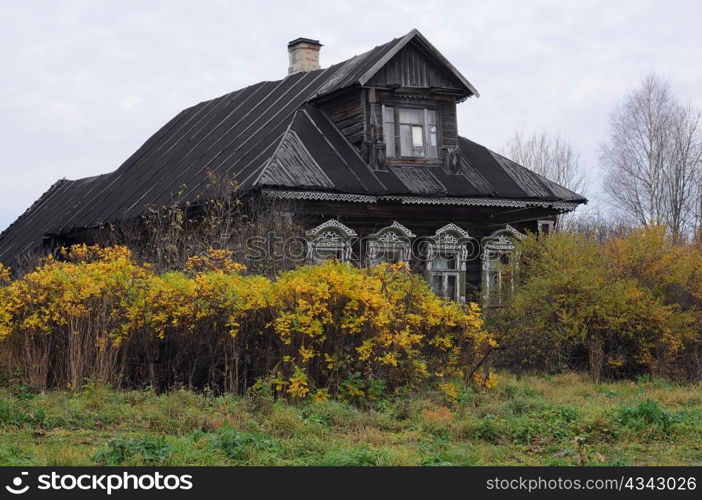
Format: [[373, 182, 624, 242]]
[[1, 0, 700, 232]]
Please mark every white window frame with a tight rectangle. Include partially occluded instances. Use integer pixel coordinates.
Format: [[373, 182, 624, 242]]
[[537, 219, 555, 235], [427, 223, 471, 302], [481, 226, 526, 307], [305, 220, 357, 264], [366, 221, 416, 267], [382, 104, 439, 159]]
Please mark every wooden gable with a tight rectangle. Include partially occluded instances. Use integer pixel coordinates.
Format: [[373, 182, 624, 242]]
[[367, 40, 466, 91]]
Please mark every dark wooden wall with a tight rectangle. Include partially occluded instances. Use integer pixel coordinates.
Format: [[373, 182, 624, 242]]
[[296, 198, 557, 291], [367, 42, 464, 90], [318, 88, 365, 150]]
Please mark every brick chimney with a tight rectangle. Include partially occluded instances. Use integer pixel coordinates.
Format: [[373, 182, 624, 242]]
[[287, 38, 322, 75]]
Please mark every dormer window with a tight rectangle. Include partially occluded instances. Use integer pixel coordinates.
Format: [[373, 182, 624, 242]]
[[382, 105, 438, 159]]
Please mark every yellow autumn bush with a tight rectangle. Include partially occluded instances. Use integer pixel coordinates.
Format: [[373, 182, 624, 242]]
[[122, 262, 271, 391], [493, 226, 702, 382], [0, 247, 495, 399], [0, 245, 148, 388], [0, 263, 10, 285], [267, 262, 493, 400]]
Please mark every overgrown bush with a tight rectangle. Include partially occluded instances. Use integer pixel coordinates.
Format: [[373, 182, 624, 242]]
[[492, 226, 702, 382], [0, 246, 148, 388], [0, 246, 495, 400]]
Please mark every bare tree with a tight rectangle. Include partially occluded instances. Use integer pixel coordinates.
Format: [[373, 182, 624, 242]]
[[504, 131, 588, 195], [601, 74, 702, 237], [97, 171, 308, 275], [557, 205, 634, 242]]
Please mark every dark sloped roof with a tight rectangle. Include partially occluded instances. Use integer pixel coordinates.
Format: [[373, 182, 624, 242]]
[[0, 175, 109, 262], [0, 29, 586, 266], [253, 108, 586, 202]]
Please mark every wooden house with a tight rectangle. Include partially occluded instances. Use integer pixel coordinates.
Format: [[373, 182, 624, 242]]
[[0, 30, 586, 304]]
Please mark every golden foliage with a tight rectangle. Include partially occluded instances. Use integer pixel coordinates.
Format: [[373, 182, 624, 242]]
[[266, 261, 493, 397], [0, 263, 10, 285], [185, 249, 247, 274], [495, 226, 702, 382], [0, 246, 494, 398]]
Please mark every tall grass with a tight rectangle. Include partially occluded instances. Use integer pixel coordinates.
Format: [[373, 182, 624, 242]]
[[0, 373, 700, 466]]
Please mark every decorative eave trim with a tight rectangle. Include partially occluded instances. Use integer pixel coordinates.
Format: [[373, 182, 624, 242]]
[[262, 189, 581, 212], [386, 195, 580, 211], [264, 190, 378, 204]]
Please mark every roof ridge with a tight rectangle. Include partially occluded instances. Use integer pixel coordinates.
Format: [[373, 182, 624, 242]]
[[251, 111, 302, 186]]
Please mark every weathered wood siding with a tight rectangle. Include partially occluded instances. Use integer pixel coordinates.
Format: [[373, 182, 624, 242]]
[[439, 97, 458, 148], [295, 198, 548, 293], [367, 42, 463, 90], [318, 88, 365, 149]]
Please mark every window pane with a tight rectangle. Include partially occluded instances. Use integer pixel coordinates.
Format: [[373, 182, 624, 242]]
[[426, 109, 437, 125], [411, 126, 425, 156], [383, 121, 395, 157], [399, 107, 423, 124], [487, 269, 500, 305], [400, 124, 413, 156], [427, 124, 438, 158], [383, 105, 395, 123], [430, 274, 443, 296], [446, 274, 457, 300], [433, 254, 456, 270], [411, 126, 423, 147]]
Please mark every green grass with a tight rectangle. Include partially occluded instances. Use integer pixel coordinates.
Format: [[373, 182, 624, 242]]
[[1, 372, 701, 466]]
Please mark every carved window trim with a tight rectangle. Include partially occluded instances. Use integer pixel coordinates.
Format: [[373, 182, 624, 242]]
[[366, 221, 416, 267], [481, 226, 525, 307], [427, 223, 471, 302], [537, 219, 555, 235], [305, 219, 357, 264]]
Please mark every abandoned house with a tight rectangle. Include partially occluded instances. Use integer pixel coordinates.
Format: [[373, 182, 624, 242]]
[[0, 29, 586, 305]]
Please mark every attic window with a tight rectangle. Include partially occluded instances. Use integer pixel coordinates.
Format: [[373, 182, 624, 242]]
[[382, 105, 438, 159], [537, 220, 555, 234]]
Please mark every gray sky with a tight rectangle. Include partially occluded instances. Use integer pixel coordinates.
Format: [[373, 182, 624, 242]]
[[1, 0, 701, 232]]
